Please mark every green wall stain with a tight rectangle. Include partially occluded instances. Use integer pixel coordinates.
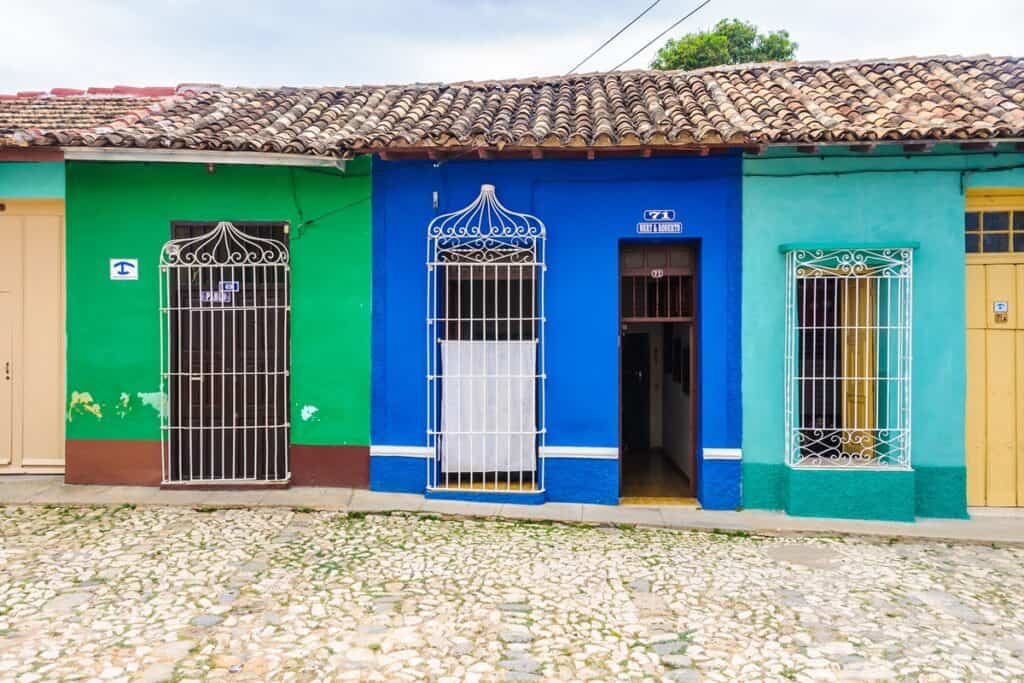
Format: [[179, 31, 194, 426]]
[[65, 160, 372, 446], [741, 146, 1024, 519], [0, 162, 65, 198]]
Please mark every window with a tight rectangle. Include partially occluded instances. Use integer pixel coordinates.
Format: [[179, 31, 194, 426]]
[[784, 248, 913, 468], [426, 185, 546, 492], [443, 263, 536, 341], [965, 209, 1024, 253]]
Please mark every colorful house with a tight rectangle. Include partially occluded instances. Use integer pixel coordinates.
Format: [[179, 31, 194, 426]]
[[61, 157, 372, 487], [2, 55, 1023, 521], [370, 155, 741, 507]]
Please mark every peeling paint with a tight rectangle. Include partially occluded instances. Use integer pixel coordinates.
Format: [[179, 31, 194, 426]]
[[114, 392, 133, 418], [301, 405, 320, 422], [137, 392, 168, 418], [67, 391, 102, 421]]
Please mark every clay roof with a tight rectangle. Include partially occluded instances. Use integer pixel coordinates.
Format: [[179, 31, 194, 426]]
[[4, 55, 1023, 155], [0, 87, 176, 146]]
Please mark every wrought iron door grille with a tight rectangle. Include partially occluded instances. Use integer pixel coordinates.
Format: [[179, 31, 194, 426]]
[[784, 248, 912, 468], [159, 221, 291, 484], [620, 274, 694, 320], [426, 185, 546, 492]]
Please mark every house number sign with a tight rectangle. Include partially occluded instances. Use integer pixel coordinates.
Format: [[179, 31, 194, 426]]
[[994, 300, 1009, 323], [636, 209, 682, 235]]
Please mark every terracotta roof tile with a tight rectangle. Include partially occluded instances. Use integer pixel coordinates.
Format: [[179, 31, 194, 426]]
[[4, 56, 1023, 155], [0, 86, 176, 146]]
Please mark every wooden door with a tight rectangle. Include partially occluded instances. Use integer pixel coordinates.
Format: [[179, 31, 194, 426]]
[[965, 262, 1024, 506], [166, 221, 290, 483], [0, 292, 13, 466], [842, 278, 876, 454], [965, 191, 1024, 506], [0, 201, 65, 473], [622, 332, 650, 451]]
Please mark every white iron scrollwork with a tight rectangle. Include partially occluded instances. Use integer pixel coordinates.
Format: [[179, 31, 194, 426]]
[[160, 221, 289, 268]]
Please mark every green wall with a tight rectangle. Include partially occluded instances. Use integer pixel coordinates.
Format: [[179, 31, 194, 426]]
[[65, 159, 372, 447], [0, 162, 65, 197], [742, 145, 1024, 519]]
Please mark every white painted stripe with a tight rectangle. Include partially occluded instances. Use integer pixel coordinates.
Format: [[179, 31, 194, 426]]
[[539, 446, 618, 460], [372, 445, 620, 460], [703, 448, 742, 461], [61, 147, 345, 168], [370, 445, 433, 458]]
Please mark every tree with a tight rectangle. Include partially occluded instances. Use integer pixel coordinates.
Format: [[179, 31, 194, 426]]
[[650, 18, 797, 71]]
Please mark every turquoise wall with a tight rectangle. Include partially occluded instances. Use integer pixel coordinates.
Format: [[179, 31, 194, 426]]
[[742, 145, 1024, 519], [0, 162, 65, 197]]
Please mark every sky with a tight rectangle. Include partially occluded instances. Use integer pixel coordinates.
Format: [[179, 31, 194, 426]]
[[2, 0, 1022, 92]]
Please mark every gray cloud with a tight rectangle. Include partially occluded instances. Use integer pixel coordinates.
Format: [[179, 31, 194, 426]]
[[2, 0, 1021, 91]]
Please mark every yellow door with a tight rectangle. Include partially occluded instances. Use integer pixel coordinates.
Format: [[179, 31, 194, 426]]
[[0, 200, 65, 473], [965, 190, 1024, 506], [0, 292, 13, 466]]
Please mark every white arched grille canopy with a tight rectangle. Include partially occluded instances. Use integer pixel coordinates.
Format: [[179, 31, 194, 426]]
[[159, 221, 291, 484], [426, 184, 547, 492]]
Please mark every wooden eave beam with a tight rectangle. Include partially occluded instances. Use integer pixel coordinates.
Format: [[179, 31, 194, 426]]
[[743, 144, 766, 155], [902, 141, 934, 153], [0, 147, 64, 162], [848, 143, 877, 153], [960, 141, 997, 152], [795, 145, 819, 154], [371, 143, 753, 160]]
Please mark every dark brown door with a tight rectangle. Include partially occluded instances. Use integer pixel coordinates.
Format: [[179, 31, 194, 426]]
[[167, 222, 290, 482], [621, 332, 650, 452]]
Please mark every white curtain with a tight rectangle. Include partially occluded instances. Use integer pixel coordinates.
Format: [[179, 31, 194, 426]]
[[440, 340, 537, 473]]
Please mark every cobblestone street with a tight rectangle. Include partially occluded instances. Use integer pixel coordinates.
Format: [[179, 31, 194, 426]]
[[0, 505, 1022, 682]]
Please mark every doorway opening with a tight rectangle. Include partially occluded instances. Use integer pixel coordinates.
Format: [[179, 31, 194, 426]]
[[160, 221, 291, 485], [619, 243, 697, 502]]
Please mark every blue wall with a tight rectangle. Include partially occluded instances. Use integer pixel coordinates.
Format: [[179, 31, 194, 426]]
[[372, 155, 742, 506]]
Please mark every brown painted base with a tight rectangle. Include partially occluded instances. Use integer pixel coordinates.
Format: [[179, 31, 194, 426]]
[[64, 440, 369, 489], [65, 439, 162, 486], [291, 445, 369, 488]]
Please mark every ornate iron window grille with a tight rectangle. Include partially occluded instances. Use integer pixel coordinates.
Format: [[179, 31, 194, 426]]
[[784, 248, 913, 469], [426, 185, 547, 492]]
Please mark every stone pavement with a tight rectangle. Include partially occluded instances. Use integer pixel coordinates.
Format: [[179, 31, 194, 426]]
[[1, 476, 1023, 545], [1, 504, 1023, 682]]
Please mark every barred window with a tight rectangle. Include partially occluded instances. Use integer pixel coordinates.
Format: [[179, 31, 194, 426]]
[[784, 248, 913, 468]]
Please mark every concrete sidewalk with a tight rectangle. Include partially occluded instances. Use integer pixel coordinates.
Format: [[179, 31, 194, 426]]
[[2, 474, 1021, 545]]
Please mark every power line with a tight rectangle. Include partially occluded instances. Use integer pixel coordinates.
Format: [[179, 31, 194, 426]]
[[611, 0, 713, 71], [568, 0, 663, 73]]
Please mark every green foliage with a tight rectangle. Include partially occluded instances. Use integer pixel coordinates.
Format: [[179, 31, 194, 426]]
[[651, 18, 797, 71]]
